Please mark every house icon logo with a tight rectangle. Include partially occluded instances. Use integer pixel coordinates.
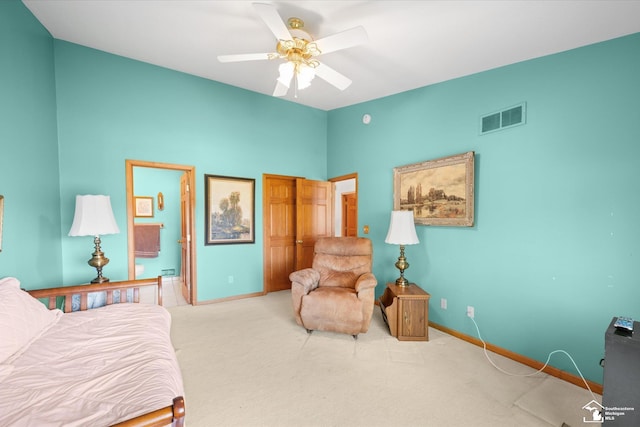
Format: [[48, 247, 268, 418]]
[[583, 400, 604, 423]]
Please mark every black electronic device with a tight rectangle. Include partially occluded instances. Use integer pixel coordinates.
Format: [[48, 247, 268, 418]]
[[602, 317, 640, 425]]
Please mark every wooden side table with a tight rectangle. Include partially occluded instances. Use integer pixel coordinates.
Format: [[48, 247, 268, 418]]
[[379, 283, 430, 341]]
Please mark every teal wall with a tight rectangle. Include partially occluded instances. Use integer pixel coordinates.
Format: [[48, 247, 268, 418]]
[[133, 167, 183, 278], [53, 40, 327, 300], [0, 0, 62, 286], [327, 33, 640, 384]]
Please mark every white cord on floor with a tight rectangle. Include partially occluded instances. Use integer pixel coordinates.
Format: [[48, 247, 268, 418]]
[[469, 316, 599, 402]]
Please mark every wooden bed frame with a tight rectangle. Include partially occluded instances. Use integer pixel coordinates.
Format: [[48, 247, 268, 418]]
[[27, 276, 186, 427]]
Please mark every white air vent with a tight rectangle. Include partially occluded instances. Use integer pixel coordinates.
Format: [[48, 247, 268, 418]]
[[480, 102, 526, 135]]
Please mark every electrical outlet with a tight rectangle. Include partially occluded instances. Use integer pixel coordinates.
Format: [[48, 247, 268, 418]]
[[228, 275, 234, 284], [440, 298, 447, 309], [466, 306, 475, 318]]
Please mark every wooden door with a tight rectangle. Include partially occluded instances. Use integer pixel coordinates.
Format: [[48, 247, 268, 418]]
[[263, 176, 333, 292], [263, 175, 297, 292], [342, 192, 357, 237], [180, 173, 192, 303], [295, 178, 333, 270]]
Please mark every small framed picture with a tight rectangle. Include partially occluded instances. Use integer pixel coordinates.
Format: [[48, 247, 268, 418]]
[[134, 196, 154, 218]]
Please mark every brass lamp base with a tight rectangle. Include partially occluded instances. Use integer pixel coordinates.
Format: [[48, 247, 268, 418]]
[[394, 244, 411, 287], [395, 276, 410, 286], [88, 235, 110, 283], [90, 274, 110, 284]]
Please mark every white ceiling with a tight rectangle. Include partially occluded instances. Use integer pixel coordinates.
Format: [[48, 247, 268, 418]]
[[22, 1, 640, 111]]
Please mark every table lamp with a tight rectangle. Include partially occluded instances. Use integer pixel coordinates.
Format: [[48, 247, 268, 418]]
[[68, 195, 120, 283], [385, 210, 419, 286]]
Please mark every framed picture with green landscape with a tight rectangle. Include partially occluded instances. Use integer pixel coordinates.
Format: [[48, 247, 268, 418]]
[[393, 151, 475, 227], [205, 174, 255, 245]]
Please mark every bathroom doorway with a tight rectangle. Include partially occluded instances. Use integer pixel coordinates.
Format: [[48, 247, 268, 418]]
[[125, 160, 197, 305]]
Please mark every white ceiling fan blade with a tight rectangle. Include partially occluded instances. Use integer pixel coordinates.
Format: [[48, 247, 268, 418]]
[[253, 3, 292, 41], [314, 26, 368, 55], [273, 80, 290, 97], [314, 62, 352, 91], [217, 53, 271, 63]]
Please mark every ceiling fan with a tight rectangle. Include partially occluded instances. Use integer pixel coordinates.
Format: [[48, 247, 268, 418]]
[[217, 3, 368, 97]]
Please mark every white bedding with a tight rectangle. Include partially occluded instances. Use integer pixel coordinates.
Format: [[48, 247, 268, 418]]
[[0, 303, 184, 426]]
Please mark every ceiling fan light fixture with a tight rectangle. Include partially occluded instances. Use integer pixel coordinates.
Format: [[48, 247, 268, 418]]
[[272, 17, 321, 92], [276, 39, 320, 62], [277, 61, 315, 91], [220, 4, 368, 98]]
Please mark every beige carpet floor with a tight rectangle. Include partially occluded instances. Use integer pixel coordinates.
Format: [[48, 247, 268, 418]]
[[167, 290, 601, 427]]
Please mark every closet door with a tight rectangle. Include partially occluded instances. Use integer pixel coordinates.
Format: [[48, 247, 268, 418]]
[[263, 175, 297, 292], [262, 176, 333, 292], [295, 178, 333, 271]]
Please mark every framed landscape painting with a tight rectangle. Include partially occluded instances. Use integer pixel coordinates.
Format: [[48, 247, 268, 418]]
[[205, 174, 255, 245], [393, 151, 475, 227]]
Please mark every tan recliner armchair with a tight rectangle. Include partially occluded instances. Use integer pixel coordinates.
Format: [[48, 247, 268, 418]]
[[289, 237, 377, 338]]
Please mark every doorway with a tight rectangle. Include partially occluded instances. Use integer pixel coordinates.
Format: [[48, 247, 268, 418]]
[[330, 173, 358, 237], [262, 173, 358, 293], [125, 159, 197, 305]]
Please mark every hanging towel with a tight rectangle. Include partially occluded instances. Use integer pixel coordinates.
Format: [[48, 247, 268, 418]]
[[134, 224, 161, 258]]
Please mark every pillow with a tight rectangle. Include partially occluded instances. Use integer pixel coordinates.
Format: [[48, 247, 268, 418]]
[[0, 277, 62, 363]]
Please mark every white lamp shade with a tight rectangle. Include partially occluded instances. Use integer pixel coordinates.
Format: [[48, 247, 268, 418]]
[[277, 62, 294, 88], [68, 195, 120, 237], [385, 210, 419, 245], [296, 64, 316, 90], [277, 62, 316, 90]]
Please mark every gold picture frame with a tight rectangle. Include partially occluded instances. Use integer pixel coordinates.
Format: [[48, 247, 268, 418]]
[[393, 151, 475, 227], [134, 196, 154, 218]]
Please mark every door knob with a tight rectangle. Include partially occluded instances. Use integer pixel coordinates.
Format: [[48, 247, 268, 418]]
[[296, 240, 303, 244]]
